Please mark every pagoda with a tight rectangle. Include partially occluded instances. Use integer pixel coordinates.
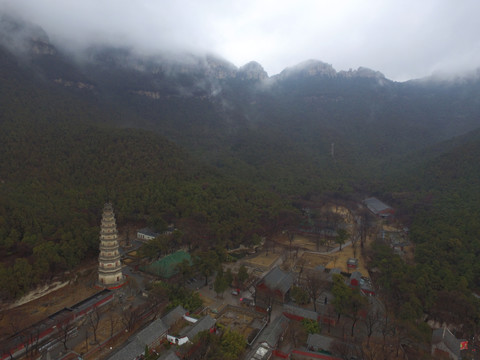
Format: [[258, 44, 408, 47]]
[[97, 202, 125, 288]]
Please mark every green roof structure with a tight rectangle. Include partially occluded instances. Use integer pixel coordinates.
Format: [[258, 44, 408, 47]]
[[142, 251, 191, 278]]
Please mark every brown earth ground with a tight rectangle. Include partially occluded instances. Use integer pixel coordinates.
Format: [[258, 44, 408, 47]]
[[0, 262, 99, 340], [298, 240, 369, 276], [73, 310, 125, 359], [275, 233, 331, 252], [215, 305, 265, 341], [242, 251, 281, 271]]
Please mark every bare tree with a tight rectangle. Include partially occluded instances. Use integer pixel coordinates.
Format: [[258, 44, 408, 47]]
[[286, 320, 304, 349], [86, 307, 101, 344], [363, 307, 382, 347], [121, 306, 141, 332], [296, 257, 306, 283], [125, 228, 131, 248], [284, 230, 293, 256], [84, 328, 89, 352], [346, 290, 368, 338], [358, 208, 375, 249], [380, 312, 395, 355], [351, 232, 360, 259], [391, 320, 410, 358], [107, 311, 118, 338], [26, 323, 43, 358], [294, 245, 300, 259], [147, 284, 167, 320], [331, 338, 357, 360], [0, 342, 14, 360], [264, 238, 271, 256], [359, 339, 382, 360], [56, 313, 75, 351], [304, 270, 329, 312], [18, 330, 32, 360]]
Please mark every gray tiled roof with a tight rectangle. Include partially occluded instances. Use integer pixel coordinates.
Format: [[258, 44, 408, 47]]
[[307, 333, 334, 351], [136, 318, 168, 345], [307, 334, 359, 358], [283, 303, 318, 321], [108, 338, 144, 360], [257, 315, 290, 348], [364, 197, 392, 214], [161, 305, 187, 327], [261, 266, 295, 294], [327, 268, 342, 282], [158, 350, 181, 360], [108, 318, 167, 360], [182, 315, 216, 340], [432, 327, 462, 358], [137, 227, 160, 238]]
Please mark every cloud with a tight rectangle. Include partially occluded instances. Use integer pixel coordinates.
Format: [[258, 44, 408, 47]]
[[1, 0, 479, 81]]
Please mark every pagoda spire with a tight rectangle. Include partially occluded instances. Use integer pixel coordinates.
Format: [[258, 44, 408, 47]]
[[97, 202, 125, 288]]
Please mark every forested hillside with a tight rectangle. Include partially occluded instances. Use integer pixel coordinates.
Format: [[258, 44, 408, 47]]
[[1, 12, 480, 334], [0, 44, 292, 299], [401, 129, 480, 289], [363, 129, 480, 332]]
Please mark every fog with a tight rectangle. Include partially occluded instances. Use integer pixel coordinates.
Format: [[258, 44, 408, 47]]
[[1, 0, 479, 81]]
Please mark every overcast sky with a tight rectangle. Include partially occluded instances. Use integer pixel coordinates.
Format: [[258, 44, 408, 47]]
[[1, 0, 479, 81]]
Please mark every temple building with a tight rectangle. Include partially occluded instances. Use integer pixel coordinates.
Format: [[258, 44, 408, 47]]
[[98, 202, 125, 288]]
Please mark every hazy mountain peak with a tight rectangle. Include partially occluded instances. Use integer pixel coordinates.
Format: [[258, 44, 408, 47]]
[[278, 59, 337, 79], [0, 12, 54, 55], [238, 61, 268, 81], [338, 66, 385, 79], [204, 55, 237, 79], [413, 67, 480, 85]]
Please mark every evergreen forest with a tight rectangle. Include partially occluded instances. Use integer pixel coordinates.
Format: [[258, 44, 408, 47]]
[[1, 13, 480, 347]]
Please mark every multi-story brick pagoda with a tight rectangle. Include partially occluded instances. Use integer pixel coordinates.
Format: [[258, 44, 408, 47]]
[[97, 202, 125, 288]]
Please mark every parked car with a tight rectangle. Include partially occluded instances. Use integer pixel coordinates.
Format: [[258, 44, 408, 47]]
[[231, 289, 240, 296], [240, 297, 254, 306]]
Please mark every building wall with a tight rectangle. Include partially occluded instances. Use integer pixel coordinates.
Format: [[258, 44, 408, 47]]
[[137, 232, 156, 241], [98, 273, 123, 285]]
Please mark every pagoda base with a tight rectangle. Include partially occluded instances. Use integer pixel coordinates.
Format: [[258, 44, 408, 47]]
[[96, 275, 127, 290]]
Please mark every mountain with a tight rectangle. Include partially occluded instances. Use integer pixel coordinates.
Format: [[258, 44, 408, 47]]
[[2, 12, 480, 211], [3, 13, 479, 181], [2, 12, 480, 315], [0, 15, 297, 300]]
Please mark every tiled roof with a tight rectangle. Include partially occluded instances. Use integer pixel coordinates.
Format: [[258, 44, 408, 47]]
[[432, 327, 462, 358], [136, 318, 168, 345], [283, 303, 318, 321], [108, 338, 144, 360], [158, 350, 181, 360], [257, 315, 290, 348], [108, 318, 167, 360], [161, 305, 187, 327], [183, 315, 216, 340], [306, 334, 358, 359], [307, 333, 334, 351], [143, 251, 192, 278], [327, 268, 342, 282], [260, 266, 295, 294], [364, 197, 392, 214], [137, 227, 160, 238]]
